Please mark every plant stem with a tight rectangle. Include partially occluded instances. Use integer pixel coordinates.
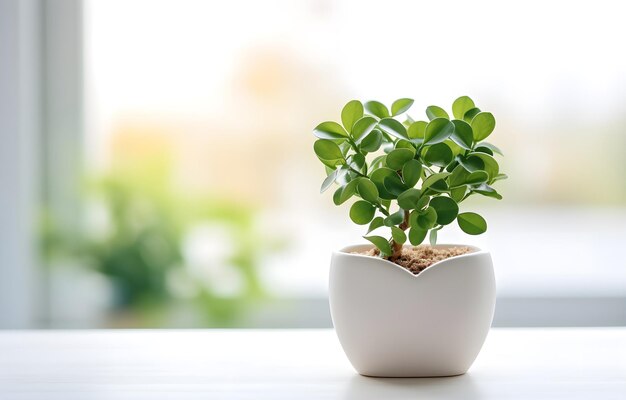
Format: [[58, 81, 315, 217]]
[[388, 210, 410, 260]]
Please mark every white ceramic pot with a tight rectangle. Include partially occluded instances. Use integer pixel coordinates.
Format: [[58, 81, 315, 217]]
[[329, 244, 495, 377]]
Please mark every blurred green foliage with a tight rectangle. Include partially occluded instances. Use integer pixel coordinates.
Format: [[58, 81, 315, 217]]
[[43, 160, 283, 327]]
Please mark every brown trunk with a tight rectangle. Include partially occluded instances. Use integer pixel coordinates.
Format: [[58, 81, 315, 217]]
[[388, 210, 410, 261]]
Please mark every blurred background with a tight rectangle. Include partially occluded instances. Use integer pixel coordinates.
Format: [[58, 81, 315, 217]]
[[1, 0, 625, 329]]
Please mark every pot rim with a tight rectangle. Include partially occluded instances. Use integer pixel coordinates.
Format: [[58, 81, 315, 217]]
[[333, 243, 489, 279]]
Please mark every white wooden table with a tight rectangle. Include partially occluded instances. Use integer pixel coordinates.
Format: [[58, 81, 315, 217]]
[[1, 328, 624, 399]]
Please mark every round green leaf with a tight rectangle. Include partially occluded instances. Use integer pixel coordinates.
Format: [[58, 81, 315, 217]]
[[386, 148, 414, 170], [417, 206, 437, 229], [394, 139, 415, 151], [450, 186, 466, 202], [397, 188, 421, 210], [313, 121, 348, 140], [350, 201, 376, 225], [426, 105, 450, 121], [451, 119, 474, 150], [463, 107, 481, 123], [370, 167, 396, 200], [378, 118, 409, 140], [452, 96, 475, 120], [429, 196, 459, 225], [416, 195, 430, 210], [466, 171, 489, 185], [424, 142, 454, 167], [333, 179, 359, 205], [477, 142, 503, 156], [383, 175, 407, 197], [314, 140, 344, 166], [341, 100, 364, 133], [471, 112, 496, 141], [357, 178, 379, 203], [359, 129, 383, 153], [421, 172, 450, 192], [391, 98, 414, 116], [367, 216, 385, 234], [408, 120, 427, 139], [402, 159, 422, 187], [408, 227, 427, 246], [424, 118, 455, 145], [351, 116, 378, 140], [384, 209, 405, 226], [457, 212, 487, 235], [363, 235, 392, 256], [364, 101, 390, 119], [391, 226, 407, 244], [467, 152, 499, 180]]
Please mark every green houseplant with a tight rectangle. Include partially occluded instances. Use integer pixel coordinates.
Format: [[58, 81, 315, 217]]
[[316, 96, 506, 377], [313, 96, 506, 264]]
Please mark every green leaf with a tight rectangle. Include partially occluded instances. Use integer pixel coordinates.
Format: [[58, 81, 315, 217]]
[[416, 195, 430, 210], [351, 116, 378, 140], [397, 188, 421, 210], [474, 145, 494, 156], [473, 183, 503, 200], [457, 155, 484, 173], [313, 121, 348, 140], [378, 118, 409, 140], [448, 164, 470, 187], [429, 196, 459, 225], [452, 96, 475, 120], [341, 100, 364, 133], [391, 98, 414, 116], [370, 167, 397, 200], [471, 112, 496, 141], [394, 139, 414, 151], [466, 171, 489, 185], [383, 175, 407, 196], [417, 206, 437, 229], [333, 179, 359, 205], [363, 235, 392, 256], [407, 120, 427, 139], [364, 101, 390, 119], [426, 105, 450, 121], [386, 148, 414, 170], [424, 142, 454, 167], [357, 178, 379, 203], [391, 226, 407, 244], [467, 152, 499, 180], [320, 168, 338, 193], [450, 119, 473, 150], [350, 200, 376, 225], [367, 216, 385, 234], [402, 159, 422, 187], [384, 209, 405, 226], [421, 172, 450, 192], [476, 142, 503, 156], [424, 118, 455, 145], [463, 107, 481, 123], [492, 173, 508, 182], [450, 186, 466, 202], [359, 129, 383, 152], [409, 227, 427, 246], [429, 229, 438, 246], [457, 212, 487, 235], [314, 139, 344, 167]]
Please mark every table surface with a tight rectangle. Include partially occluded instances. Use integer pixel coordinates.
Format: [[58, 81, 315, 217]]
[[1, 328, 625, 400]]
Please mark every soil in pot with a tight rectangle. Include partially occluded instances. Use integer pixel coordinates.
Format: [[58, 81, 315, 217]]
[[354, 245, 473, 275]]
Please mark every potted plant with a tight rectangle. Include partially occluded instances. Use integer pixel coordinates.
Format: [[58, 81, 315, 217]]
[[312, 96, 506, 377]]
